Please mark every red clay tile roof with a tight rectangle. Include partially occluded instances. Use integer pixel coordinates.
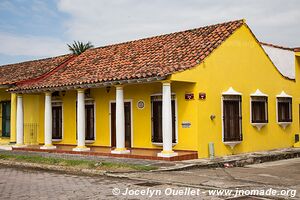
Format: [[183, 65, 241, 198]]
[[260, 42, 294, 51], [12, 19, 244, 92], [0, 54, 72, 85]]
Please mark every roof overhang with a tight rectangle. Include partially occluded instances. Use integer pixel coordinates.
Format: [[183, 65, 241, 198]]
[[11, 76, 167, 94], [0, 84, 11, 89]]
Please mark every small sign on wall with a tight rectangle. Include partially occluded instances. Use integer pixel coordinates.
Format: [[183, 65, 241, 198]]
[[181, 121, 191, 128], [137, 100, 145, 109], [185, 93, 194, 100], [199, 92, 206, 100]]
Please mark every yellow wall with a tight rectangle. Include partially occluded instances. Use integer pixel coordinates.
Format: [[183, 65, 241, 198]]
[[23, 94, 40, 145], [171, 24, 299, 158], [46, 82, 198, 151], [10, 93, 16, 143]]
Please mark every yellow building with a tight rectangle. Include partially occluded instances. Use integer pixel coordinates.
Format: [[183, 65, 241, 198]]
[[1, 19, 300, 158]]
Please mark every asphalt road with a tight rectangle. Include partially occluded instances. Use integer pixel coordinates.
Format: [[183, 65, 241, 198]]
[[0, 158, 299, 200]]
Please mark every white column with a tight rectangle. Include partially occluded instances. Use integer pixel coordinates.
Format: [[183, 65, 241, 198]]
[[41, 92, 56, 149], [73, 89, 90, 151], [13, 94, 26, 147], [158, 82, 177, 157], [111, 86, 130, 154]]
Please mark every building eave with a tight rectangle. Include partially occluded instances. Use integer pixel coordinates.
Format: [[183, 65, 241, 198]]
[[10, 76, 167, 94], [0, 84, 12, 89]]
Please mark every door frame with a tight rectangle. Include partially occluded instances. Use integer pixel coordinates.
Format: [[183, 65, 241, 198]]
[[221, 95, 242, 142], [75, 98, 97, 143], [52, 99, 64, 142], [1, 101, 11, 137], [109, 99, 133, 148], [150, 93, 178, 146]]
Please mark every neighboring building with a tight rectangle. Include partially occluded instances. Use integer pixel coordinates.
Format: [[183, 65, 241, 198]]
[[1, 19, 299, 158], [0, 55, 72, 145]]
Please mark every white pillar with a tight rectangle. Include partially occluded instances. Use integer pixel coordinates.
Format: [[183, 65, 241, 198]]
[[111, 86, 130, 154], [73, 89, 90, 151], [41, 92, 56, 149], [158, 82, 177, 157], [13, 94, 26, 147]]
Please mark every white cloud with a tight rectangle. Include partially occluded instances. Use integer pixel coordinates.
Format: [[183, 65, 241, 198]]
[[57, 0, 300, 47], [0, 32, 67, 57]]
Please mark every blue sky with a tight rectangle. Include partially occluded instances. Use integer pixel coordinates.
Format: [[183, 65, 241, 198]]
[[0, 0, 299, 65]]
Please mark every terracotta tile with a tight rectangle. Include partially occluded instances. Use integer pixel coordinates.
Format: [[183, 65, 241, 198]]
[[10, 20, 244, 92]]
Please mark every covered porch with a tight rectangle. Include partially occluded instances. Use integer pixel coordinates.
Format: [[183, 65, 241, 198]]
[[12, 78, 198, 160], [11, 144, 198, 161]]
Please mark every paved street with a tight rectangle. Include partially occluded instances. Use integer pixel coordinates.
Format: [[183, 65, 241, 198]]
[[0, 158, 299, 199], [0, 166, 215, 200]]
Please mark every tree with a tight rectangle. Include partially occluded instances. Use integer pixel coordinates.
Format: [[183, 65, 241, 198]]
[[67, 41, 94, 55]]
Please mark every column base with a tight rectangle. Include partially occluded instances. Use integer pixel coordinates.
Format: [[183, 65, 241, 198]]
[[111, 148, 130, 154], [40, 145, 56, 150], [157, 150, 178, 158], [12, 144, 27, 148], [72, 146, 90, 152]]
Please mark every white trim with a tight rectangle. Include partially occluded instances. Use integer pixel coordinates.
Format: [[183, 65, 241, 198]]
[[84, 99, 96, 143], [250, 92, 268, 131], [109, 99, 133, 148], [75, 98, 96, 142], [221, 94, 242, 146], [250, 89, 268, 97], [251, 123, 267, 131], [223, 141, 241, 149], [222, 87, 242, 96], [276, 91, 292, 98], [276, 93, 292, 129], [51, 100, 64, 141], [150, 93, 178, 146]]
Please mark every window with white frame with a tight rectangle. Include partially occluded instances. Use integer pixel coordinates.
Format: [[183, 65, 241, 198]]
[[151, 95, 177, 144], [277, 97, 292, 123], [222, 95, 242, 142], [52, 101, 62, 140], [76, 99, 95, 141], [251, 96, 268, 123]]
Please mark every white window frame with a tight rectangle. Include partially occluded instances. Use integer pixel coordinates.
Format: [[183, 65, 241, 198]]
[[276, 91, 292, 129], [150, 93, 178, 146], [250, 89, 268, 131], [84, 98, 96, 143], [221, 87, 242, 149], [52, 100, 63, 142]]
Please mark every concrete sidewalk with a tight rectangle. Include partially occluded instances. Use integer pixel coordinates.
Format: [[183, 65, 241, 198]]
[[160, 147, 300, 171], [0, 147, 299, 172]]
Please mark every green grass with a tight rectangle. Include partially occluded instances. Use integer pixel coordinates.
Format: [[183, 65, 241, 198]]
[[0, 154, 157, 171]]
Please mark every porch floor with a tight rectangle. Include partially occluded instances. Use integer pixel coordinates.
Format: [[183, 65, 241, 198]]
[[12, 145, 198, 161]]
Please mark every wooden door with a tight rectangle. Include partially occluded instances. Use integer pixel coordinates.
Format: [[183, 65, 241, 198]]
[[111, 102, 131, 148], [151, 100, 176, 143], [1, 101, 11, 137], [223, 100, 240, 141]]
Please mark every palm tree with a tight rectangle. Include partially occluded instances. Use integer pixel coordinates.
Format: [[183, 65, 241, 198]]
[[67, 41, 94, 55]]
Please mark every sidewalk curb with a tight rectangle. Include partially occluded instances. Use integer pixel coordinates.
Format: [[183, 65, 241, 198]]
[[151, 148, 300, 172]]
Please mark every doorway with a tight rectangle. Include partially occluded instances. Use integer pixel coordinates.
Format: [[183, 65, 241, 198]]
[[1, 101, 11, 137], [110, 102, 131, 148]]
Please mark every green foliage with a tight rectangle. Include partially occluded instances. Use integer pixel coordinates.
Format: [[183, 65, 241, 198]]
[[67, 41, 94, 55], [0, 153, 157, 171]]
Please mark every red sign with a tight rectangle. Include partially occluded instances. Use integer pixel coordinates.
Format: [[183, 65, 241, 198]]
[[185, 93, 194, 100], [199, 93, 206, 99]]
